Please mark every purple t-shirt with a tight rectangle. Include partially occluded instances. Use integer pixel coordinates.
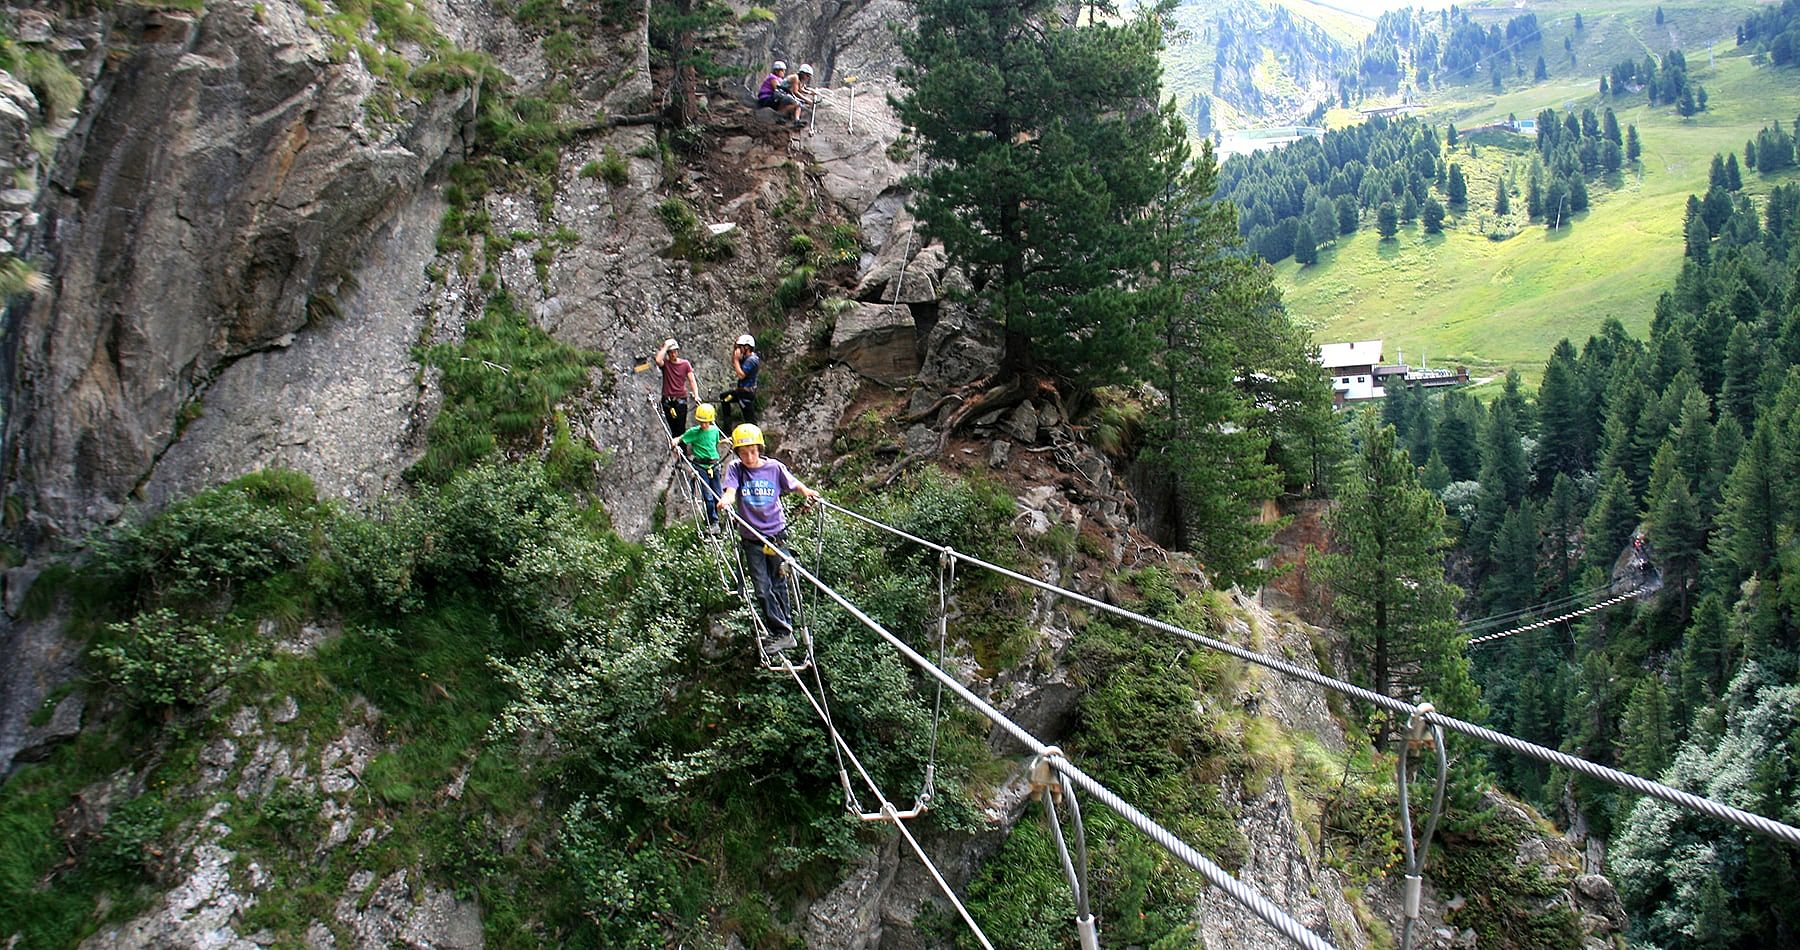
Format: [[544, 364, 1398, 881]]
[[722, 458, 800, 539], [660, 357, 694, 399], [757, 73, 781, 100]]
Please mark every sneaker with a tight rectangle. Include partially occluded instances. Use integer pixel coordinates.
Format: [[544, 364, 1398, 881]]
[[767, 634, 798, 653]]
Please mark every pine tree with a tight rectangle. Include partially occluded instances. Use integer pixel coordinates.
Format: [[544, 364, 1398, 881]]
[[1646, 443, 1705, 609], [1655, 6, 1665, 26], [1338, 196, 1359, 235], [1446, 121, 1459, 147], [1149, 129, 1327, 587], [1423, 197, 1446, 234], [1527, 163, 1545, 218], [899, 1, 1175, 380], [1627, 124, 1642, 162], [1722, 322, 1764, 428], [1377, 201, 1399, 239], [1727, 152, 1743, 191], [1470, 402, 1529, 554], [1422, 450, 1453, 493], [1316, 416, 1478, 740], [1401, 189, 1420, 223], [1603, 107, 1622, 145], [1293, 220, 1317, 265], [1487, 502, 1540, 611], [1618, 677, 1675, 778], [1584, 469, 1639, 576], [1677, 593, 1732, 714], [1446, 163, 1467, 205], [1534, 339, 1592, 484], [1494, 180, 1511, 215], [1535, 55, 1549, 81], [1544, 472, 1584, 595], [1714, 419, 1783, 589]]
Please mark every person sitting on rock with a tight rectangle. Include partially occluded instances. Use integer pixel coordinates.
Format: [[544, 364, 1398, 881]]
[[755, 61, 801, 122], [782, 64, 817, 124], [717, 423, 818, 650]]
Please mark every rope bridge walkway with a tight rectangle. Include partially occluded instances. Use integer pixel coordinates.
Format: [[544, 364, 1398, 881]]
[[649, 418, 1800, 950]]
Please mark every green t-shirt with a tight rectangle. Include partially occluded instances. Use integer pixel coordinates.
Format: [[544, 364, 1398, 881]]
[[677, 424, 726, 462]]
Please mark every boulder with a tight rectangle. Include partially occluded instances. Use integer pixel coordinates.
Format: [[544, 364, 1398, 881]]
[[831, 302, 919, 384], [1001, 401, 1040, 443]]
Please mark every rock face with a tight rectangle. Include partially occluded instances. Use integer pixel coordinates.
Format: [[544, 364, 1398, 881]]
[[7, 0, 478, 543]]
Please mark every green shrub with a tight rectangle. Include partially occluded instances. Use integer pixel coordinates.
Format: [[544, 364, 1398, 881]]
[[656, 197, 733, 262], [91, 471, 321, 603], [596, 147, 630, 187], [257, 781, 320, 842], [774, 264, 816, 309], [90, 609, 245, 708], [410, 292, 603, 484], [88, 796, 164, 878]]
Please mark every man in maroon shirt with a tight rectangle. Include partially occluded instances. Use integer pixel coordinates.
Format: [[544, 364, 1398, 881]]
[[654, 338, 701, 437]]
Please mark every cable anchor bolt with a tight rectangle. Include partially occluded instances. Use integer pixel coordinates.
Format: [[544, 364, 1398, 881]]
[[1406, 702, 1437, 753], [1030, 746, 1066, 803]]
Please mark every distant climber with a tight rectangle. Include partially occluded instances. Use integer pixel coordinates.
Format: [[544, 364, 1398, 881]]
[[719, 333, 761, 427], [671, 402, 730, 532], [756, 60, 802, 124], [783, 64, 817, 124], [717, 423, 819, 650], [655, 338, 701, 438]]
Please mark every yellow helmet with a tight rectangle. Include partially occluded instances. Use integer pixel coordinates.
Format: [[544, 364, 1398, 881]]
[[731, 423, 765, 448], [695, 403, 717, 423]]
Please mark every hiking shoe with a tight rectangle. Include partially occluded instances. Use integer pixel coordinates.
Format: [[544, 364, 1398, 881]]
[[768, 634, 798, 653]]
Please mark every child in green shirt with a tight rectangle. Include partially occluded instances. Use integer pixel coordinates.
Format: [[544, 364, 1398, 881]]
[[671, 402, 730, 530]]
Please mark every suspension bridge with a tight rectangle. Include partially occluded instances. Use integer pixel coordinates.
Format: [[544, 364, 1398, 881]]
[[652, 427, 1800, 950]]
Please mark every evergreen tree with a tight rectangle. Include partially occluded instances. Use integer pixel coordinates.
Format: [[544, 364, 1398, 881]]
[[1311, 199, 1338, 249], [1317, 416, 1478, 740], [1544, 472, 1584, 595], [1293, 220, 1317, 265], [1677, 593, 1732, 714], [1535, 339, 1593, 484], [1494, 180, 1511, 215], [1470, 403, 1529, 554], [1655, 6, 1665, 26], [1603, 139, 1623, 173], [1627, 124, 1642, 162], [1150, 131, 1326, 587], [1535, 55, 1549, 81], [1446, 163, 1467, 205], [1646, 443, 1705, 609], [1727, 152, 1744, 191], [1446, 121, 1459, 147], [1576, 12, 1583, 30], [1617, 677, 1675, 778], [1401, 188, 1420, 223], [1377, 201, 1399, 239], [1422, 450, 1453, 493], [1603, 107, 1622, 145], [1584, 469, 1639, 576], [1338, 196, 1359, 235], [1714, 419, 1784, 589], [1423, 197, 1446, 234], [899, 1, 1175, 380], [1722, 322, 1765, 428], [1527, 163, 1545, 218], [1488, 503, 1541, 611]]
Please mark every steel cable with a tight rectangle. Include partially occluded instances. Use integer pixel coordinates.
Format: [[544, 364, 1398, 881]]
[[1466, 587, 1648, 646], [814, 499, 1800, 848]]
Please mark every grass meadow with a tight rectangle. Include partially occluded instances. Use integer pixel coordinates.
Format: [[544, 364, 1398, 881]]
[[1274, 12, 1800, 381]]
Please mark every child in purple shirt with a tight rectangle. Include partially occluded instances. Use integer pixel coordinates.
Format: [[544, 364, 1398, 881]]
[[717, 423, 819, 648]]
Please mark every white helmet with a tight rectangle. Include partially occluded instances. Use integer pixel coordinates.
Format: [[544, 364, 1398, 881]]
[[798, 64, 814, 76], [664, 338, 680, 350], [737, 333, 756, 348], [771, 60, 786, 72]]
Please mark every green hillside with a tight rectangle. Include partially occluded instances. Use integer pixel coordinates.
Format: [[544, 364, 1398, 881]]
[[1275, 21, 1800, 380]]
